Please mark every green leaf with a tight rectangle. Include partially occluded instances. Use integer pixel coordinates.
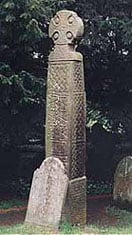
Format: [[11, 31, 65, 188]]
[[4, 1, 15, 9], [5, 14, 16, 22]]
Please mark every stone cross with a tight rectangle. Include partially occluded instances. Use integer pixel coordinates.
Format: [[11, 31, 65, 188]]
[[46, 10, 87, 224], [25, 10, 87, 228]]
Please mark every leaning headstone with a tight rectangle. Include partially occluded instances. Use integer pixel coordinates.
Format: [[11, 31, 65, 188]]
[[25, 157, 68, 227], [113, 156, 132, 209], [46, 10, 87, 225]]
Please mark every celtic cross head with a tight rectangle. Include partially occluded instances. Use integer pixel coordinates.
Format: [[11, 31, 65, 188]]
[[49, 10, 84, 45]]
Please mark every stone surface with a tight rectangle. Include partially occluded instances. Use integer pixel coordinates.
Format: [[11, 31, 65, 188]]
[[25, 157, 68, 227], [45, 10, 87, 225], [49, 10, 84, 45], [113, 156, 132, 207], [46, 10, 86, 180], [61, 176, 87, 225], [26, 10, 87, 228]]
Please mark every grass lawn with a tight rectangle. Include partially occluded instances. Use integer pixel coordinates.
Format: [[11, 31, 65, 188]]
[[0, 198, 132, 234], [61, 208, 132, 235], [0, 206, 132, 234], [0, 222, 132, 234]]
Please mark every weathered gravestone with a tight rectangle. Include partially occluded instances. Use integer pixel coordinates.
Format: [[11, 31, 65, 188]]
[[113, 156, 132, 209], [25, 157, 68, 227], [25, 10, 87, 228]]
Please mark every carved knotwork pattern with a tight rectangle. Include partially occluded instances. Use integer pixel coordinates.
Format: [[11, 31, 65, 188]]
[[48, 64, 69, 93], [72, 94, 85, 141], [73, 62, 84, 92], [46, 93, 69, 153], [46, 61, 86, 178], [70, 142, 85, 179], [70, 93, 86, 179], [46, 63, 71, 172], [70, 60, 86, 178], [47, 94, 68, 121], [46, 94, 69, 171]]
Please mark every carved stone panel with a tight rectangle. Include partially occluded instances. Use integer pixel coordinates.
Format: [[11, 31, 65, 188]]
[[46, 60, 86, 178], [61, 176, 87, 225], [48, 64, 70, 93], [72, 61, 84, 92]]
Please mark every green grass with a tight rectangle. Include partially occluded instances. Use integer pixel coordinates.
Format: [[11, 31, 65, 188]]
[[0, 201, 131, 234], [60, 223, 82, 234], [0, 199, 27, 210], [0, 224, 59, 234], [0, 223, 97, 234], [0, 222, 132, 235], [0, 209, 132, 235], [0, 224, 131, 235], [106, 206, 132, 228], [86, 206, 132, 235]]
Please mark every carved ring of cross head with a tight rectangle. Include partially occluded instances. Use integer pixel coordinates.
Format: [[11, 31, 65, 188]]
[[49, 10, 84, 45]]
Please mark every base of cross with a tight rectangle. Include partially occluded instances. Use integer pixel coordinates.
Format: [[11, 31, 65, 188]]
[[25, 158, 87, 228], [61, 176, 87, 225]]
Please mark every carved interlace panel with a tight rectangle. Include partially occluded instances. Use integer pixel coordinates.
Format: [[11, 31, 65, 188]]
[[70, 142, 85, 179], [48, 64, 69, 93], [46, 63, 70, 172], [71, 93, 85, 141], [70, 61, 86, 179], [72, 62, 84, 92]]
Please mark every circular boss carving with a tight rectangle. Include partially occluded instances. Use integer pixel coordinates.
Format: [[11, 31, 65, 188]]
[[53, 32, 59, 40], [66, 31, 73, 39], [68, 15, 74, 24], [54, 15, 60, 25]]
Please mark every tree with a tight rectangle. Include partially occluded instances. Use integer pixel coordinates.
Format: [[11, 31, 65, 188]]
[[1, 0, 132, 147], [0, 0, 73, 147], [71, 0, 132, 179], [72, 0, 132, 136]]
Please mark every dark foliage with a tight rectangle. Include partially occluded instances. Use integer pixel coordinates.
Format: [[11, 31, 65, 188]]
[[0, 0, 132, 180]]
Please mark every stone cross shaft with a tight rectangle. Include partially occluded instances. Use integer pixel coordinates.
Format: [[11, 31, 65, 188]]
[[46, 10, 86, 181], [45, 10, 87, 224]]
